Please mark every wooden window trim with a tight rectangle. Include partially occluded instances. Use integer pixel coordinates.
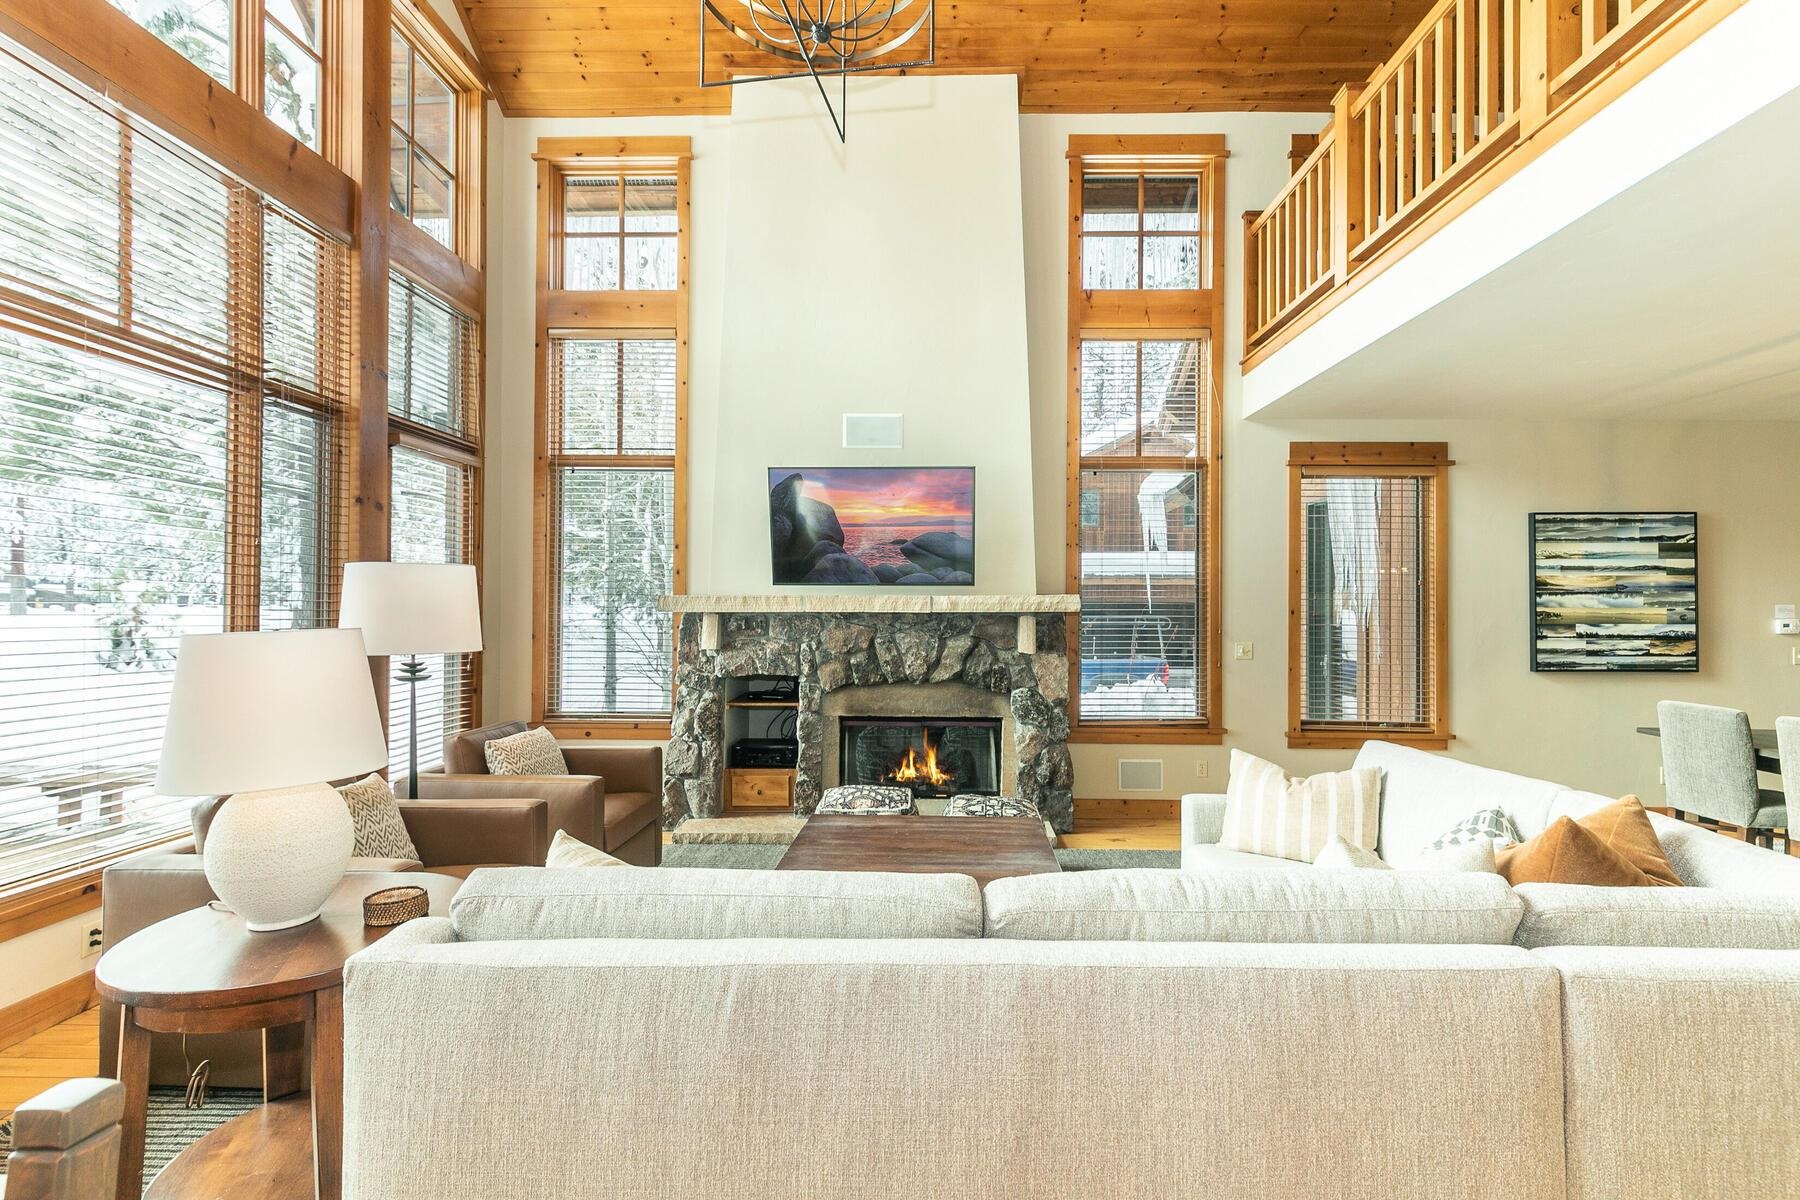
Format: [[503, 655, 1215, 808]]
[[1067, 135, 1227, 745], [0, 834, 186, 946], [533, 139, 690, 736], [1286, 441, 1453, 751]]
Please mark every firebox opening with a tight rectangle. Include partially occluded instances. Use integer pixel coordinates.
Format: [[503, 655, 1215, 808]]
[[838, 717, 1002, 800]]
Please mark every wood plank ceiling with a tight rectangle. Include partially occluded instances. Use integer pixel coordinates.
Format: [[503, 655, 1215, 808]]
[[457, 0, 1439, 117]]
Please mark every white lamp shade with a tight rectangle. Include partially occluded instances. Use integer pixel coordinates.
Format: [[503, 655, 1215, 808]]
[[156, 628, 389, 796], [338, 562, 484, 656]]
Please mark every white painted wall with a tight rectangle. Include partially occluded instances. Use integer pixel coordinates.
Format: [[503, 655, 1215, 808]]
[[481, 85, 1800, 806], [0, 909, 97, 1010]]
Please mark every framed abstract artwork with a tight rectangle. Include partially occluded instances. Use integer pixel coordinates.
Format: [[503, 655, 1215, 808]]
[[1529, 512, 1698, 672]]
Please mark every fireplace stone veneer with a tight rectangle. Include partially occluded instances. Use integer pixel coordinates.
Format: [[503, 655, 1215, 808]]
[[663, 607, 1075, 831]]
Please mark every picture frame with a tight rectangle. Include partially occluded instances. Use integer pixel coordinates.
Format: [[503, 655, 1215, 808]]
[[1528, 511, 1698, 672]]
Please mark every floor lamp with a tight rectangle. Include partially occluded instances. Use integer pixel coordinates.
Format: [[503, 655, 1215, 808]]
[[339, 562, 484, 798]]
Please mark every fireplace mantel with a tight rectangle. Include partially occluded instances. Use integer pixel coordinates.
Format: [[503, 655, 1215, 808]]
[[662, 594, 1078, 655], [659, 595, 1079, 614]]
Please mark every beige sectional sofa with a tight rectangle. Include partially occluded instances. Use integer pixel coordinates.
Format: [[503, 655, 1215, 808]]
[[1182, 741, 1800, 949], [342, 864, 1800, 1200]]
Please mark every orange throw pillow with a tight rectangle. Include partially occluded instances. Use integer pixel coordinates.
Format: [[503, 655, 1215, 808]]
[[1577, 795, 1683, 887], [1496, 817, 1653, 887]]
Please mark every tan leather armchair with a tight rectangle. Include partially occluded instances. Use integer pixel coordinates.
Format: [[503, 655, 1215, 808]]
[[98, 793, 551, 1089], [438, 722, 663, 867]]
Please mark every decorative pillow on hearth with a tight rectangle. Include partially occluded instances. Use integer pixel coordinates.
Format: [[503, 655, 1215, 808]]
[[815, 785, 915, 815], [944, 795, 1040, 819], [1218, 750, 1381, 864], [1427, 807, 1522, 852], [483, 726, 569, 776], [336, 773, 421, 862]]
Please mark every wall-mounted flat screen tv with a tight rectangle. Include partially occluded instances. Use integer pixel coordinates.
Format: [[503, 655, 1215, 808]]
[[769, 467, 975, 586]]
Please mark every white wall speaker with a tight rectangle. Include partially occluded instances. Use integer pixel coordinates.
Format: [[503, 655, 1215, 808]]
[[842, 413, 903, 450], [1117, 759, 1164, 792]]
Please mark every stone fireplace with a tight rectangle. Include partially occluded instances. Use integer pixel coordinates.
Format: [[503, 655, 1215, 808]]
[[660, 596, 1079, 831]]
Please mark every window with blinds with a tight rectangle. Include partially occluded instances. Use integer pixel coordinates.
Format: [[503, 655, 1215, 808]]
[[388, 447, 477, 774], [0, 34, 351, 893], [546, 336, 677, 718], [388, 272, 477, 439], [1289, 444, 1450, 748], [1076, 337, 1208, 724]]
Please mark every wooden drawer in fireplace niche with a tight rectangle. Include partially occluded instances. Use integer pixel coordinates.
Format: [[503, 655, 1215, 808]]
[[727, 768, 795, 810]]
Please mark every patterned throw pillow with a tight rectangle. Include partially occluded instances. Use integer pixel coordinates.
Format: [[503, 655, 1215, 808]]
[[943, 794, 1040, 819], [1427, 807, 1522, 852], [1218, 750, 1381, 864], [816, 785, 915, 815], [483, 726, 569, 776], [336, 773, 421, 861], [545, 829, 629, 869]]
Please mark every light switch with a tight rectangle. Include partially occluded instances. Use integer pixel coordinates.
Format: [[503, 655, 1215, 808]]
[[1232, 642, 1254, 660]]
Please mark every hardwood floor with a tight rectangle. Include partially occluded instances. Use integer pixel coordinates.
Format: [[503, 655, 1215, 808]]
[[1, 1004, 99, 1119]]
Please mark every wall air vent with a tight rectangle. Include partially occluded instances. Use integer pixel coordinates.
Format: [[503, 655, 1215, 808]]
[[842, 413, 903, 450], [1117, 759, 1164, 792]]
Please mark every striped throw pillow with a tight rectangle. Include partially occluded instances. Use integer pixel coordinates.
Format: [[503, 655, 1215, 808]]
[[1218, 750, 1382, 864]]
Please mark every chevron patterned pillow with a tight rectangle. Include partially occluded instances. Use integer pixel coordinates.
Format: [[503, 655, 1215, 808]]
[[1428, 807, 1522, 852]]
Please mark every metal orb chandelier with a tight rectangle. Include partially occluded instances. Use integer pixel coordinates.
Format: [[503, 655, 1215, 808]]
[[699, 0, 935, 141]]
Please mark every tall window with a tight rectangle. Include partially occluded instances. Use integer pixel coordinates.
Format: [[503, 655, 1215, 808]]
[[109, 0, 325, 149], [1288, 443, 1451, 749], [535, 141, 690, 736], [386, 273, 481, 772], [390, 28, 455, 248], [0, 35, 351, 891], [1067, 136, 1224, 740]]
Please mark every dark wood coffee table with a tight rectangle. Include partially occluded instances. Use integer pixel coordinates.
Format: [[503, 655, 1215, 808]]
[[776, 814, 1061, 888], [95, 872, 463, 1200]]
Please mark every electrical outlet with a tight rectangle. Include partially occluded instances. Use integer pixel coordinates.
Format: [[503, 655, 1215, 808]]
[[80, 923, 103, 958], [1195, 761, 1210, 780], [1232, 642, 1254, 660], [1792, 646, 1800, 667]]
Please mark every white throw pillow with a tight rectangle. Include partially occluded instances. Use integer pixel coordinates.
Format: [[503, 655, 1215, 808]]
[[336, 773, 420, 861], [1314, 834, 1392, 871], [545, 829, 628, 869], [1409, 838, 1498, 874], [1218, 750, 1382, 864], [483, 726, 569, 776]]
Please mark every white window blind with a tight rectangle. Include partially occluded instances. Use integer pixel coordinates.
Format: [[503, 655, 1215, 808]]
[[1076, 337, 1208, 724], [1296, 470, 1440, 732], [388, 272, 477, 438], [388, 447, 477, 774], [0, 34, 350, 893], [547, 336, 676, 718]]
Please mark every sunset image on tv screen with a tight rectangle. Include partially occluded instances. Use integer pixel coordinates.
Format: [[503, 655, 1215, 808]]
[[768, 467, 974, 586]]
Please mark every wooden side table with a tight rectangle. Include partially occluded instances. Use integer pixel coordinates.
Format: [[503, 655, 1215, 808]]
[[95, 872, 462, 1200]]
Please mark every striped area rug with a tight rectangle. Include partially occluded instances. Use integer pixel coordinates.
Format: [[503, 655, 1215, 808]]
[[0, 1086, 261, 1193]]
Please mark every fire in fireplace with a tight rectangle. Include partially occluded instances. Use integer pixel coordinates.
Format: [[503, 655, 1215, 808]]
[[839, 717, 1001, 799]]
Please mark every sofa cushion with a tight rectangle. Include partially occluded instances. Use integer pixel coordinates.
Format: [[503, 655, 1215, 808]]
[[483, 726, 569, 776], [1514, 884, 1800, 949], [1180, 844, 1305, 872], [449, 866, 983, 941], [1648, 813, 1800, 891], [1497, 817, 1653, 887], [1355, 742, 1564, 867], [1218, 750, 1381, 863], [602, 790, 661, 848], [983, 868, 1523, 944]]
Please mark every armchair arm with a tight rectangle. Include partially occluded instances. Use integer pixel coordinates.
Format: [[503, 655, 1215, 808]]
[[411, 774, 600, 846], [396, 797, 550, 868], [563, 744, 662, 794], [1180, 793, 1228, 848]]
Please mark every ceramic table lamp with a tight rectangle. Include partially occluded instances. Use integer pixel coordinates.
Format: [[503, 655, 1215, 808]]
[[337, 562, 484, 798], [156, 628, 389, 931]]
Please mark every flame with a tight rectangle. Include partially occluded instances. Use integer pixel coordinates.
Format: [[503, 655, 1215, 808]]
[[889, 733, 953, 787]]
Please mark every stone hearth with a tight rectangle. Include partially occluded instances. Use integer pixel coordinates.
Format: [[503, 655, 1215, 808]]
[[663, 607, 1075, 831]]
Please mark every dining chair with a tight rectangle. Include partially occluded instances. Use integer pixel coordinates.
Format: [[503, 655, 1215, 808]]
[[1657, 701, 1787, 847], [1779, 716, 1800, 856]]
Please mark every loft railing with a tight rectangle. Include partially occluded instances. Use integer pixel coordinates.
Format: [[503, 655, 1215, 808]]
[[1243, 0, 1739, 362]]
